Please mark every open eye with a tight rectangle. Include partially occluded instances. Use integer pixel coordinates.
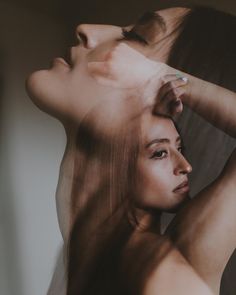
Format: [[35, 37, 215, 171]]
[[121, 28, 148, 45], [150, 150, 168, 160]]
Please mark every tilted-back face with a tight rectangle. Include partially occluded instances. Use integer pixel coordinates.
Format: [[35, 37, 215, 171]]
[[26, 7, 190, 125]]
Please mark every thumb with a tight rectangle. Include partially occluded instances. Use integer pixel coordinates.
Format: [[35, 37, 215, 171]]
[[87, 61, 123, 88], [87, 61, 114, 80]]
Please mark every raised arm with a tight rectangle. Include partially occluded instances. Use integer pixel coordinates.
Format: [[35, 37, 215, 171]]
[[165, 147, 236, 294], [157, 70, 236, 138], [156, 70, 236, 294], [184, 74, 236, 137]]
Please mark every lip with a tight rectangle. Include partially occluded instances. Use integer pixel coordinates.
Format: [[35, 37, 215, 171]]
[[52, 46, 74, 68], [53, 57, 70, 68], [173, 180, 189, 194], [64, 47, 73, 67]]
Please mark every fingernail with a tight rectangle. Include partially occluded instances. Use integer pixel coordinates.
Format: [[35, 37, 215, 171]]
[[181, 77, 188, 83], [176, 72, 188, 83]]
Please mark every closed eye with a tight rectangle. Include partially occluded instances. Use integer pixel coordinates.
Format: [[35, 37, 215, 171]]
[[121, 28, 149, 45]]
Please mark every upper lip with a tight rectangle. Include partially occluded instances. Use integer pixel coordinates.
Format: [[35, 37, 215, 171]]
[[63, 47, 73, 67], [173, 180, 189, 192]]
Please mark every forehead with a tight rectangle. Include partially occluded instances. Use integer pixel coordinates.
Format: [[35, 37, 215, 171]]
[[141, 113, 178, 143]]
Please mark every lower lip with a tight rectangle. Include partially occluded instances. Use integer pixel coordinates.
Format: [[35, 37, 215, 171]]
[[53, 57, 70, 68], [173, 185, 190, 194]]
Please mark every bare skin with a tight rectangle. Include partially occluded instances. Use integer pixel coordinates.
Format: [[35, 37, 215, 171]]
[[161, 73, 236, 295], [49, 51, 236, 295], [126, 68, 236, 294], [113, 50, 236, 294], [26, 7, 236, 295], [41, 8, 191, 242], [72, 15, 236, 294], [122, 232, 215, 295]]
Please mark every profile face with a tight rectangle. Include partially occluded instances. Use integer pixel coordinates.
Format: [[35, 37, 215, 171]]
[[135, 113, 192, 213], [26, 7, 190, 123]]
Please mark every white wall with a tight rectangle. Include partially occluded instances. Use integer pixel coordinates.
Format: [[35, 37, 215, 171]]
[[0, 2, 67, 294]]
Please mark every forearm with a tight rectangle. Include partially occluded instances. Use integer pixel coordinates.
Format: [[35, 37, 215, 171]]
[[180, 72, 236, 137], [165, 148, 236, 289]]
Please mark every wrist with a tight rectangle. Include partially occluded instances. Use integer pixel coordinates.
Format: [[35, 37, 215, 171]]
[[172, 69, 191, 104], [151, 61, 170, 77]]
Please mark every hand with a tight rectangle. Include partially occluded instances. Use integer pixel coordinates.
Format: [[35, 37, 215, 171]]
[[153, 74, 189, 117], [87, 43, 165, 89]]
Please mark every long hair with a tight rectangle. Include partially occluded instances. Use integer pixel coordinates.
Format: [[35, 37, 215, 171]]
[[66, 106, 142, 294], [168, 6, 236, 92], [66, 6, 236, 295]]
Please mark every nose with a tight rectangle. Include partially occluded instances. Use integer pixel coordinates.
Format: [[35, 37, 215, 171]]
[[173, 153, 192, 176], [76, 24, 122, 49]]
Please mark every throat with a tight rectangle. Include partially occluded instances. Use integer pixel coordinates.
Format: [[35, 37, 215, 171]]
[[131, 207, 162, 234]]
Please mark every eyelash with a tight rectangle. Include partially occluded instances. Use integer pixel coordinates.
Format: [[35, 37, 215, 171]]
[[121, 28, 148, 45], [150, 146, 185, 160], [150, 150, 168, 160]]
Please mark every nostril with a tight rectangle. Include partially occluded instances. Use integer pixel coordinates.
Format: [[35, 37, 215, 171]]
[[77, 32, 88, 47]]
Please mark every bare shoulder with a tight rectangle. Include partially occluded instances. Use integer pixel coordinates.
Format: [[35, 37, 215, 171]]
[[162, 147, 236, 293], [121, 231, 214, 295], [143, 246, 215, 295]]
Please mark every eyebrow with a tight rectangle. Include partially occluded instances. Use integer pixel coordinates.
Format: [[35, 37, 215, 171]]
[[145, 136, 181, 149], [135, 11, 167, 32]]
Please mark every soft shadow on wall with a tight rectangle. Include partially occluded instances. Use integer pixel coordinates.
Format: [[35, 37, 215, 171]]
[[0, 47, 25, 295], [1, 1, 67, 295]]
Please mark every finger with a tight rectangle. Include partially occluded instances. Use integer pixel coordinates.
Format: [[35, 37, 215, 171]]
[[162, 74, 188, 84], [157, 83, 186, 112], [154, 87, 185, 116], [166, 86, 186, 101], [87, 61, 114, 79], [166, 87, 186, 115], [87, 61, 122, 88], [158, 78, 188, 102], [170, 99, 183, 115]]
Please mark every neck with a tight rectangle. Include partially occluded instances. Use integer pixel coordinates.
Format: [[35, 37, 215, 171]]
[[129, 207, 162, 234]]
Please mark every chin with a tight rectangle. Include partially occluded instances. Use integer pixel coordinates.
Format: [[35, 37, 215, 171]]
[[26, 70, 47, 106], [165, 194, 191, 214], [26, 70, 60, 114], [26, 71, 69, 122]]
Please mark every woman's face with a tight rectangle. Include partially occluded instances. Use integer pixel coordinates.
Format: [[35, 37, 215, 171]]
[[135, 113, 192, 213], [26, 7, 190, 123]]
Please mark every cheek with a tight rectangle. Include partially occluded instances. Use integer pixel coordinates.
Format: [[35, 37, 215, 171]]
[[135, 160, 172, 206]]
